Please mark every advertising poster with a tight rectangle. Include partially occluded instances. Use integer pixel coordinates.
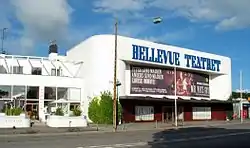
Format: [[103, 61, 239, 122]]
[[130, 65, 209, 98], [130, 66, 175, 95], [176, 71, 209, 98]]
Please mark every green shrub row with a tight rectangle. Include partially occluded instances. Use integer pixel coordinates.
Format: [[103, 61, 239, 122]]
[[5, 107, 23, 116]]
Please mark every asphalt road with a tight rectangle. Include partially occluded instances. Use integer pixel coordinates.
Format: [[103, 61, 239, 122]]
[[1, 123, 250, 148]]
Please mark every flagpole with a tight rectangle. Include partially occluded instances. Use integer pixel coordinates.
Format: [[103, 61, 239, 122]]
[[174, 67, 178, 127]]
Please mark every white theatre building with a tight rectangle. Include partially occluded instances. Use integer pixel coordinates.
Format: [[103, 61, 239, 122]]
[[67, 35, 232, 122], [0, 34, 233, 123]]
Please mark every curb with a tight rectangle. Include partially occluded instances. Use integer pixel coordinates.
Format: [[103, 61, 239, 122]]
[[1, 121, 250, 138]]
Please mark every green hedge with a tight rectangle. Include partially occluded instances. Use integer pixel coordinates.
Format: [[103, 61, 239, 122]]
[[88, 91, 122, 124], [5, 107, 23, 116]]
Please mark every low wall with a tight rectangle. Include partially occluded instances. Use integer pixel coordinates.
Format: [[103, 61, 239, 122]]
[[46, 115, 88, 127], [0, 115, 31, 128]]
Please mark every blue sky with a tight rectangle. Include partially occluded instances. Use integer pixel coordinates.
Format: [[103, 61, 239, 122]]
[[0, 0, 250, 91]]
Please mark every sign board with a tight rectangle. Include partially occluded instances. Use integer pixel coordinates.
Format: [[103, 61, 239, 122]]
[[132, 44, 221, 72]]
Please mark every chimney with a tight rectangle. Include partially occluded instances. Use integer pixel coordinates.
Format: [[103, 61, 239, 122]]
[[48, 40, 58, 59]]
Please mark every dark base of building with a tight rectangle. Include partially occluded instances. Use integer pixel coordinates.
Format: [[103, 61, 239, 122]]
[[119, 96, 233, 123]]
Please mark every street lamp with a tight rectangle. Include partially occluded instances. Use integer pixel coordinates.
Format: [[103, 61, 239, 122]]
[[153, 17, 163, 24], [112, 17, 163, 132]]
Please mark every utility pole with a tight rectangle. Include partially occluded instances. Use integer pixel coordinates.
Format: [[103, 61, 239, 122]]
[[1, 28, 8, 54], [113, 19, 118, 132], [240, 70, 243, 123]]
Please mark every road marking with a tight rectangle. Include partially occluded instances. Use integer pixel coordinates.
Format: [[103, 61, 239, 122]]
[[78, 131, 250, 148]]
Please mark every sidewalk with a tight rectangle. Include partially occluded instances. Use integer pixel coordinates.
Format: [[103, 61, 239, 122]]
[[95, 120, 250, 132], [0, 120, 249, 136]]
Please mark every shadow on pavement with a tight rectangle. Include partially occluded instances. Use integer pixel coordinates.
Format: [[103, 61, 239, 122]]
[[148, 126, 250, 148]]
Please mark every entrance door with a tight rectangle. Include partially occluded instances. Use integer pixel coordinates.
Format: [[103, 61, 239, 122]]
[[26, 103, 39, 120], [162, 106, 173, 123], [177, 107, 184, 121]]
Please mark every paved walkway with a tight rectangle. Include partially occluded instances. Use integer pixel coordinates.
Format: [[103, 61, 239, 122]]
[[95, 120, 249, 131], [0, 120, 248, 136]]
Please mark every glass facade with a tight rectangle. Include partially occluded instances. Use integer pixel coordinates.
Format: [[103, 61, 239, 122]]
[[0, 85, 82, 120]]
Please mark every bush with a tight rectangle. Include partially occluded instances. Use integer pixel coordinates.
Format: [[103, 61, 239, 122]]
[[88, 90, 122, 124], [72, 107, 82, 116], [55, 107, 64, 116], [5, 107, 23, 116], [88, 96, 101, 123]]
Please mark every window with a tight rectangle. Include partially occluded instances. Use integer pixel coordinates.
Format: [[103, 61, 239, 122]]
[[70, 103, 80, 111], [135, 106, 154, 121], [68, 88, 81, 101], [12, 66, 23, 74], [57, 87, 68, 100], [13, 85, 25, 99], [51, 68, 61, 76], [31, 67, 42, 75], [192, 107, 211, 120], [0, 85, 11, 99], [26, 86, 39, 99], [44, 87, 56, 100]]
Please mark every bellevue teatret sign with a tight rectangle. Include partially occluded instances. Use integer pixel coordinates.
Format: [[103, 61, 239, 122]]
[[132, 44, 222, 72]]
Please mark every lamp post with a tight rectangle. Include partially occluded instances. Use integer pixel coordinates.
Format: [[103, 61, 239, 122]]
[[1, 28, 8, 54], [112, 17, 163, 132]]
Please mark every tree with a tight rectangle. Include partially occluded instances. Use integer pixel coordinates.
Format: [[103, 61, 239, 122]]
[[88, 90, 122, 124], [88, 97, 100, 123]]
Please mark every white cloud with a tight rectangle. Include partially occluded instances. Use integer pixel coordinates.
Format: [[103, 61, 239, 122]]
[[93, 0, 250, 30], [0, 0, 74, 55], [11, 0, 73, 43], [143, 27, 195, 44], [93, 0, 149, 12]]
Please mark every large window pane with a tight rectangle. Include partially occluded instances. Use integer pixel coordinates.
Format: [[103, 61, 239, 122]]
[[27, 86, 39, 99], [44, 87, 56, 100], [68, 88, 81, 101], [57, 87, 68, 100], [0, 85, 11, 99], [13, 85, 25, 99]]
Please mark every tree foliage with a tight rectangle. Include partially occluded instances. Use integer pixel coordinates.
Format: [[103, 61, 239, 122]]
[[230, 92, 250, 100], [88, 91, 122, 124]]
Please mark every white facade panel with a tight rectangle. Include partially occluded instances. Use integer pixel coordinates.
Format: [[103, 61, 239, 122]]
[[66, 34, 232, 102]]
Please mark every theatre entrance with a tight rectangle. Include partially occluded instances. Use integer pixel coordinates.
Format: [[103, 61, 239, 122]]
[[25, 101, 39, 120], [162, 106, 174, 123]]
